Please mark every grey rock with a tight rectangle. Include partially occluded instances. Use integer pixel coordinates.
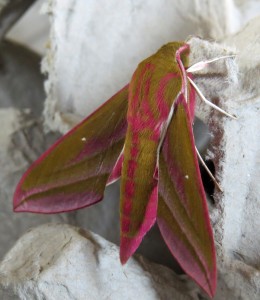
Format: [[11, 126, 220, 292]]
[[0, 224, 198, 300], [0, 40, 75, 260], [0, 39, 45, 117]]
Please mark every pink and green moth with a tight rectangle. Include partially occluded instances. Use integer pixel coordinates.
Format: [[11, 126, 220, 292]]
[[13, 42, 217, 297]]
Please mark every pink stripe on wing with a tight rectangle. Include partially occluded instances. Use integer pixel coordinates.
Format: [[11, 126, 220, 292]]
[[120, 181, 158, 264]]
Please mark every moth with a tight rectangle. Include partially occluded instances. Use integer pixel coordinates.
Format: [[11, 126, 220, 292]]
[[13, 41, 235, 298]]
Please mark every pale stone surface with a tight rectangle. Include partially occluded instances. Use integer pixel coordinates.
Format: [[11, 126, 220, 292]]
[[217, 17, 260, 299], [188, 20, 260, 300], [182, 23, 260, 299], [42, 0, 252, 133], [0, 224, 198, 300], [198, 15, 260, 261], [1, 224, 260, 299]]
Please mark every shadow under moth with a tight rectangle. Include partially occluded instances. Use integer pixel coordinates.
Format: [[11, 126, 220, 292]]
[[13, 41, 236, 298]]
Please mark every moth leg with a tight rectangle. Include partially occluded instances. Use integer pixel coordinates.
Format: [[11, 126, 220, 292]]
[[187, 54, 237, 118], [195, 147, 223, 192], [186, 55, 237, 191], [188, 77, 237, 119]]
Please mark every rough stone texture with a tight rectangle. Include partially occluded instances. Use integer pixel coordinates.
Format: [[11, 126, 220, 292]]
[[188, 21, 260, 299], [0, 224, 198, 300], [0, 107, 78, 260], [217, 17, 260, 299], [0, 41, 74, 260], [1, 224, 260, 300]]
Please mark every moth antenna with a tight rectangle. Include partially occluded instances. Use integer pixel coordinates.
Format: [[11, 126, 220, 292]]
[[188, 77, 237, 119], [187, 55, 236, 73], [195, 147, 223, 192]]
